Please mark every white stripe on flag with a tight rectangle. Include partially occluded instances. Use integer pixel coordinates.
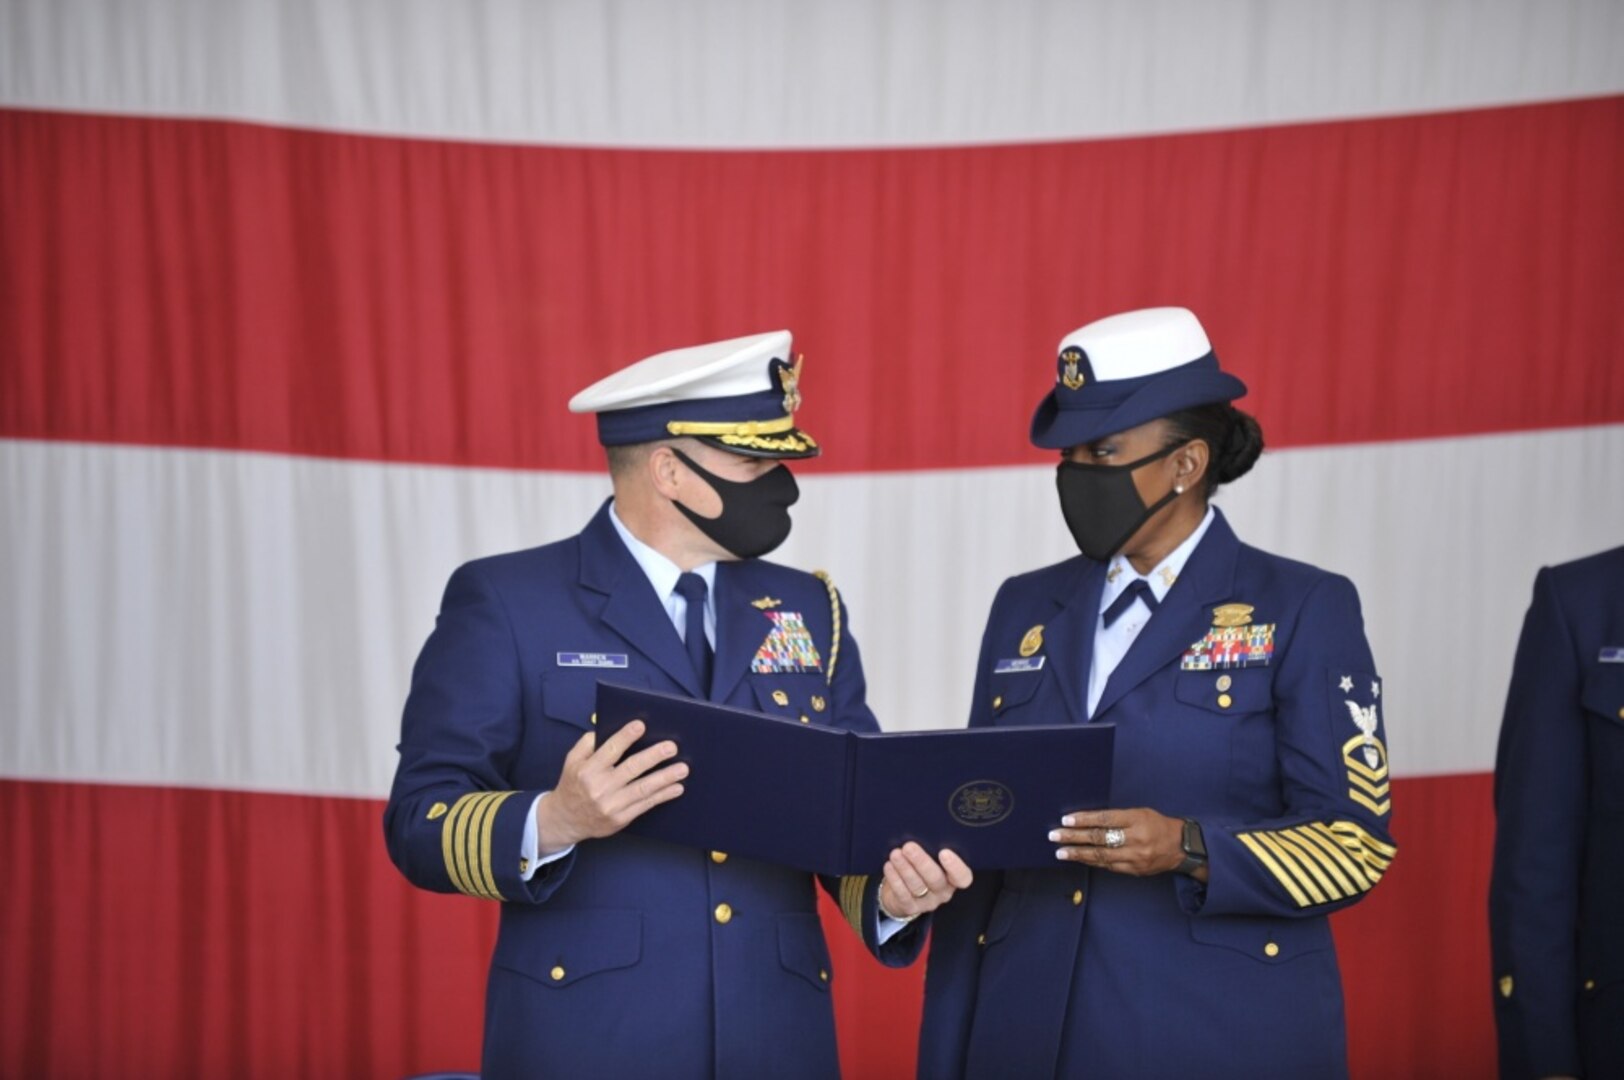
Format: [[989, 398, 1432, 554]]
[[3, 426, 1621, 796], [2, 0, 1620, 147]]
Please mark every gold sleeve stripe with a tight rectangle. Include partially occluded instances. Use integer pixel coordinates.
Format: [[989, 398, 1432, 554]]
[[439, 791, 517, 901], [1237, 833, 1311, 908], [438, 792, 474, 889], [473, 791, 516, 901], [1348, 790, 1392, 816], [1347, 772, 1391, 800], [440, 793, 482, 897], [1251, 831, 1331, 905], [1311, 821, 1390, 883], [838, 874, 868, 936], [1240, 819, 1399, 908], [1274, 829, 1356, 898], [454, 793, 493, 898], [454, 792, 500, 900], [1325, 819, 1398, 858], [1288, 825, 1371, 891]]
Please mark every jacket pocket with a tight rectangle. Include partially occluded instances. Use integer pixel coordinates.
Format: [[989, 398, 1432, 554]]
[[542, 670, 642, 732], [1580, 666, 1624, 724], [750, 673, 833, 724], [777, 912, 834, 991], [987, 668, 1047, 724], [1188, 913, 1332, 965], [1174, 667, 1273, 715], [493, 909, 643, 987]]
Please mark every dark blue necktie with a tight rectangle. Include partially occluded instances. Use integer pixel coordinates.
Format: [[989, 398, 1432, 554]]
[[1102, 578, 1159, 628], [674, 572, 713, 694]]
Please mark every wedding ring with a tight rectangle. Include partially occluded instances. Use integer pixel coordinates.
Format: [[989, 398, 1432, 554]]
[[1103, 827, 1127, 849], [912, 886, 930, 898]]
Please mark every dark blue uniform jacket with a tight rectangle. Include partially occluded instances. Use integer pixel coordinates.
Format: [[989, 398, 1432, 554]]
[[384, 501, 923, 1079], [919, 509, 1395, 1080], [1491, 544, 1624, 1080]]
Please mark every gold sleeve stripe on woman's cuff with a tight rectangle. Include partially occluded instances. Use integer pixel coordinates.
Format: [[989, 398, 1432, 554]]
[[1250, 831, 1331, 905], [1287, 825, 1371, 892], [1320, 820, 1397, 876], [1236, 832, 1311, 908], [1241, 819, 1398, 908], [839, 875, 868, 936], [1270, 830, 1350, 901]]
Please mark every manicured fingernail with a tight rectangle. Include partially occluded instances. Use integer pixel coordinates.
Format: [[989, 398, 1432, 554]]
[[1054, 849, 1068, 860], [1048, 830, 1061, 842], [1062, 816, 1075, 827]]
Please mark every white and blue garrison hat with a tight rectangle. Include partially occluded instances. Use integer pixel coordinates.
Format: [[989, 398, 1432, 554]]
[[568, 330, 819, 459], [1029, 307, 1248, 449]]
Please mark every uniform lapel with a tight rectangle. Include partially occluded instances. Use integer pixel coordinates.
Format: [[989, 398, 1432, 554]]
[[1035, 558, 1105, 726], [710, 559, 774, 705], [576, 500, 704, 697], [1091, 510, 1241, 719]]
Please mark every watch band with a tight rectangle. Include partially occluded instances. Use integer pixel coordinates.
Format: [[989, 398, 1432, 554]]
[[1176, 817, 1208, 876]]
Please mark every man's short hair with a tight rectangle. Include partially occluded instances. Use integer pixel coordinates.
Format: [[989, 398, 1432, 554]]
[[605, 440, 661, 480]]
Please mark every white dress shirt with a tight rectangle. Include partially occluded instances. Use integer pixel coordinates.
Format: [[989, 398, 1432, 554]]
[[1086, 506, 1217, 718]]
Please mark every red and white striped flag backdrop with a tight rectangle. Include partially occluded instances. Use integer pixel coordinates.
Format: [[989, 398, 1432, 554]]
[[3, 1, 1622, 1076]]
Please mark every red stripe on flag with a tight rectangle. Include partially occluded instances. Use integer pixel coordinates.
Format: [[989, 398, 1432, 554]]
[[3, 99, 1621, 472], [0, 775, 1494, 1077]]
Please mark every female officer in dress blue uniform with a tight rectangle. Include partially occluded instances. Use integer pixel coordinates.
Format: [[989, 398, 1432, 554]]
[[918, 308, 1397, 1080]]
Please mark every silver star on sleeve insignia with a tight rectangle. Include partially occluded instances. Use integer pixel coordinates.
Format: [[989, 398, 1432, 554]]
[[1338, 675, 1354, 693], [1371, 681, 1380, 698]]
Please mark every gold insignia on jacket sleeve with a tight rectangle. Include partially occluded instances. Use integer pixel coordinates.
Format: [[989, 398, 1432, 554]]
[[426, 802, 448, 821], [1236, 820, 1396, 909], [838, 875, 869, 936], [439, 790, 518, 901]]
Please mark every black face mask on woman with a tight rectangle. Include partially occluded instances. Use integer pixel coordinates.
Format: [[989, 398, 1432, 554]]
[[1055, 442, 1183, 562], [670, 448, 800, 559]]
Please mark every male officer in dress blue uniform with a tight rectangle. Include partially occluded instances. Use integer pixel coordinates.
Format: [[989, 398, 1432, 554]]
[[384, 331, 971, 1079], [919, 308, 1396, 1079], [1490, 545, 1624, 1080]]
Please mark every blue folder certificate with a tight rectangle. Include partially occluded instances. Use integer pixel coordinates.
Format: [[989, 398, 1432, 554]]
[[593, 682, 1115, 876]]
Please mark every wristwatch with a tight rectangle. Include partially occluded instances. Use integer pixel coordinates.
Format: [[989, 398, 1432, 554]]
[[1176, 818, 1208, 876]]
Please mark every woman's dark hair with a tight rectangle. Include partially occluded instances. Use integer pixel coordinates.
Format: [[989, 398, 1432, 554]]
[[1161, 403, 1265, 495]]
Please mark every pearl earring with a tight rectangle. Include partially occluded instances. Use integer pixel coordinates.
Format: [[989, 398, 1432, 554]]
[[1174, 484, 1185, 495]]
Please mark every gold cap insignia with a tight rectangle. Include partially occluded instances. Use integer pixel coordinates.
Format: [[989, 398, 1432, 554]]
[[780, 353, 804, 415], [1019, 625, 1045, 657], [1060, 347, 1086, 391], [751, 597, 782, 610], [426, 801, 448, 821], [1211, 603, 1255, 628]]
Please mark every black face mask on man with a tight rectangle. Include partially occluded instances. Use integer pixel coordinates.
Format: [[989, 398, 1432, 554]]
[[669, 447, 800, 559], [1055, 441, 1184, 562]]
